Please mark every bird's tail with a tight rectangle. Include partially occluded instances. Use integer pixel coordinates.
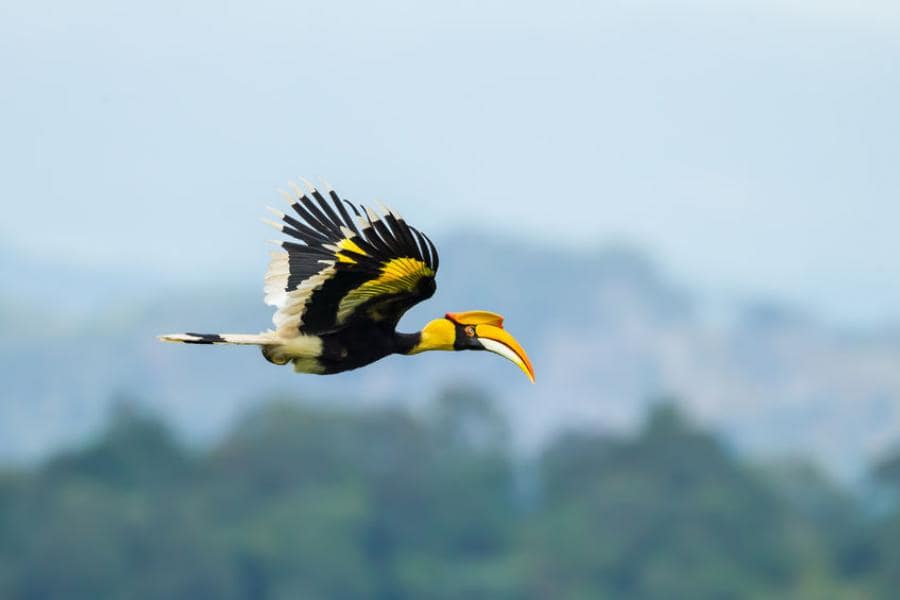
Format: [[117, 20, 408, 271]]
[[157, 332, 277, 345]]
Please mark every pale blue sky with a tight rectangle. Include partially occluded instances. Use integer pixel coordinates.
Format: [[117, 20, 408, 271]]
[[2, 0, 899, 323]]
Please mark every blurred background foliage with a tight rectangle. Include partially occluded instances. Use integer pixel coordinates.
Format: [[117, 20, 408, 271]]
[[1, 387, 899, 599]]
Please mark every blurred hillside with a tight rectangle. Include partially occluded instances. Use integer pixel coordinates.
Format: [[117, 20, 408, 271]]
[[3, 234, 900, 478], [2, 390, 899, 598]]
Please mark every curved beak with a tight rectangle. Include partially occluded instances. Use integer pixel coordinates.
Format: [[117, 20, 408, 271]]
[[474, 324, 536, 383]]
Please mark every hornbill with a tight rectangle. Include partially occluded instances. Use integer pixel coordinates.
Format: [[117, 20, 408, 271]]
[[159, 180, 535, 382]]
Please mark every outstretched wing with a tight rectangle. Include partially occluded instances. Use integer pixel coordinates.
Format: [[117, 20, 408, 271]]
[[263, 180, 439, 337]]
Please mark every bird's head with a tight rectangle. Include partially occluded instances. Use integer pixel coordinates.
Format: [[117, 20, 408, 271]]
[[411, 310, 535, 383]]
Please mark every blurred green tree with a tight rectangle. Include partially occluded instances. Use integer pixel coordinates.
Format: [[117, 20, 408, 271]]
[[0, 391, 892, 599], [519, 402, 843, 599]]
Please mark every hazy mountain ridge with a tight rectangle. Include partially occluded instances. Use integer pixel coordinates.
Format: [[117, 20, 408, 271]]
[[2, 235, 899, 478]]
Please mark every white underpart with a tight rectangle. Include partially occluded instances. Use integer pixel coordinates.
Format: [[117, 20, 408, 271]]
[[259, 334, 326, 370], [292, 356, 324, 374], [479, 338, 526, 372], [275, 335, 323, 359]]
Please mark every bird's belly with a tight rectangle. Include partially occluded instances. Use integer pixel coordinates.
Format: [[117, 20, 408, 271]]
[[265, 328, 395, 375], [261, 335, 329, 373], [316, 350, 387, 374], [291, 357, 327, 374], [316, 332, 394, 374]]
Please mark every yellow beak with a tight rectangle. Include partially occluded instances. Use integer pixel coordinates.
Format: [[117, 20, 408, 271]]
[[474, 324, 536, 383]]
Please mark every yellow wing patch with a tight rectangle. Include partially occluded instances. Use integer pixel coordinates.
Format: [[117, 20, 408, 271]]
[[335, 237, 367, 264], [336, 258, 434, 325]]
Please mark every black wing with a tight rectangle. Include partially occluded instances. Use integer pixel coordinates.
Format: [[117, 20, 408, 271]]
[[263, 180, 439, 337]]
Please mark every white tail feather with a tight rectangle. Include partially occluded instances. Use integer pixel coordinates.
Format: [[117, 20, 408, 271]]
[[157, 332, 277, 345]]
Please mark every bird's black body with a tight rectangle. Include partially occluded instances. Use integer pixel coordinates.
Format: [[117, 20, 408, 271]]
[[314, 324, 421, 374], [314, 319, 486, 374]]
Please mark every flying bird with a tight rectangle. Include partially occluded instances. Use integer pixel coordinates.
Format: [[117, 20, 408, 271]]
[[159, 180, 535, 382]]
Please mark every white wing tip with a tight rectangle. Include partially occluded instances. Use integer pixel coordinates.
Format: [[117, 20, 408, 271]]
[[378, 200, 399, 218], [364, 206, 380, 222], [386, 204, 403, 220], [261, 218, 284, 231], [278, 189, 297, 205], [299, 177, 317, 193], [288, 181, 304, 197]]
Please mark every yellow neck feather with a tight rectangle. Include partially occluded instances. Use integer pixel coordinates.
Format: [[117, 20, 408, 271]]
[[408, 318, 456, 354]]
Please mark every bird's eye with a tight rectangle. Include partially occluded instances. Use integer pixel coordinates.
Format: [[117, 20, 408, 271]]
[[464, 325, 476, 337]]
